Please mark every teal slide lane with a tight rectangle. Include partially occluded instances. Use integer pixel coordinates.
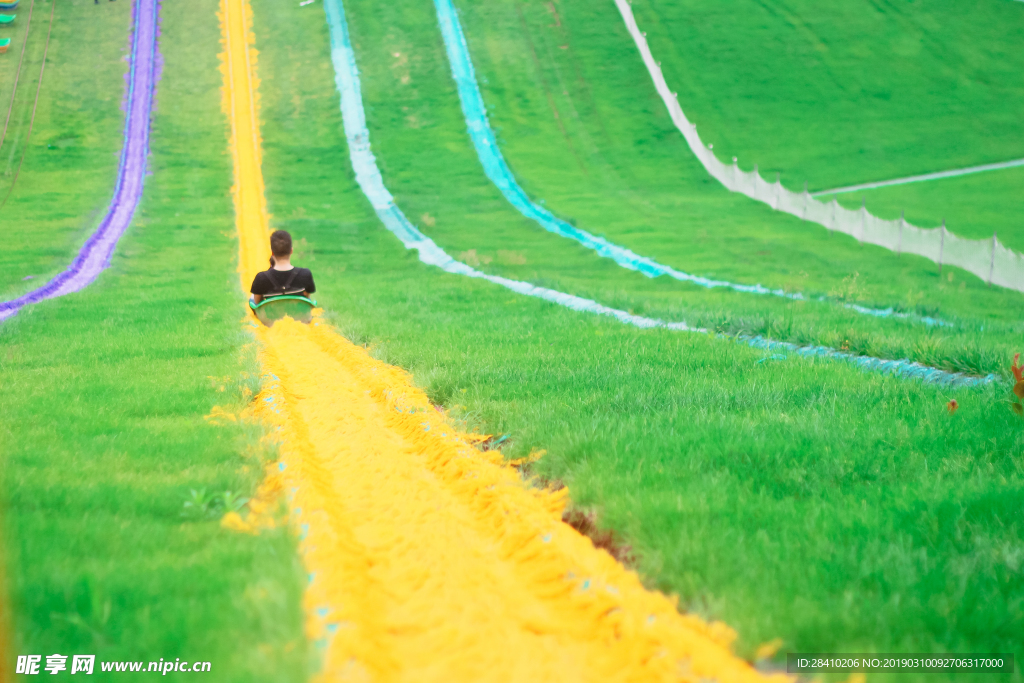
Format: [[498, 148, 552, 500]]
[[323, 0, 699, 332], [322, 0, 991, 387], [430, 0, 947, 327]]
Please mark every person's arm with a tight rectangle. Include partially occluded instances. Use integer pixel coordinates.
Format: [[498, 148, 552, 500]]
[[250, 272, 266, 304]]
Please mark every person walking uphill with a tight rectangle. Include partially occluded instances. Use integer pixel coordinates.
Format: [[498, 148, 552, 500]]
[[250, 230, 316, 304]]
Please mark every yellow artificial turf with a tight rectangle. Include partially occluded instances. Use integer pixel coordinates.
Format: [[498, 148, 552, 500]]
[[220, 0, 782, 677]]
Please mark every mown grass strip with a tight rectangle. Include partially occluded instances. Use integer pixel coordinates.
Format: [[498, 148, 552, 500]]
[[813, 158, 1024, 197]]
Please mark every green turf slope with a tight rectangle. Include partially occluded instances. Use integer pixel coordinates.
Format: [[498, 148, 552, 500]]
[[0, 0, 133, 302], [302, 0, 1021, 380], [0, 1, 310, 679], [251, 0, 1024, 669], [447, 0, 1024, 313], [630, 0, 1024, 246]]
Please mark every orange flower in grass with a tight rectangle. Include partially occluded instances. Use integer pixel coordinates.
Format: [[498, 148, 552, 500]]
[[1012, 354, 1024, 416], [947, 399, 958, 415]]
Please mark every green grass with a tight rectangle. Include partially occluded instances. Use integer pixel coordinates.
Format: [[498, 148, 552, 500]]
[[0, 0, 131, 302], [0, 0, 310, 679], [451, 0, 1024, 314], [631, 0, 1024, 246], [2, 0, 1020, 676], [291, 0, 1024, 380], [251, 0, 1024, 674]]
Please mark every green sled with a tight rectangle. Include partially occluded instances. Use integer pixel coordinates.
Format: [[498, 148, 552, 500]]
[[249, 295, 316, 326], [0, 1, 17, 9], [0, 14, 15, 25]]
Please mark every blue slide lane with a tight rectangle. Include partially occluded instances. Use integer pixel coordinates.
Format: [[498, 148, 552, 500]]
[[322, 0, 990, 388], [431, 0, 945, 327]]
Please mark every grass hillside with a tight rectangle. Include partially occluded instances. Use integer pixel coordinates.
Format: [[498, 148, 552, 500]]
[[329, 0, 1022, 377], [0, 0, 131, 302], [440, 0, 1024, 325], [2, 0, 1020, 675], [630, 0, 1024, 244], [1, 1, 309, 679], [250, 0, 1024, 668]]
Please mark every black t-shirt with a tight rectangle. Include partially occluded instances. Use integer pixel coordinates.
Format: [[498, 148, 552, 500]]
[[250, 267, 316, 296]]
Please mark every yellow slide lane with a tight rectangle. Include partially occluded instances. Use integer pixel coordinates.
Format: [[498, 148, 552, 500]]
[[219, 0, 784, 680]]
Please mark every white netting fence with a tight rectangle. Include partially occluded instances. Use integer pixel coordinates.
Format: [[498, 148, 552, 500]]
[[615, 0, 1024, 294]]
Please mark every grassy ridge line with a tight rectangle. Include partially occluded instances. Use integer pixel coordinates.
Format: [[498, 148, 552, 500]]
[[630, 0, 1024, 245], [0, 0, 130, 302], [255, 0, 1023, 668], [447, 0, 1024, 325], [0, 0, 309, 678]]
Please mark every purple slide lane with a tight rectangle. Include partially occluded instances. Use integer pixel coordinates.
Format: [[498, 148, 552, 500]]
[[0, 0, 159, 323]]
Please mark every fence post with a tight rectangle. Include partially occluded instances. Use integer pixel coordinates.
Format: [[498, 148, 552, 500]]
[[938, 219, 945, 275], [860, 198, 867, 242], [897, 209, 904, 256], [802, 181, 808, 220], [989, 231, 997, 286]]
